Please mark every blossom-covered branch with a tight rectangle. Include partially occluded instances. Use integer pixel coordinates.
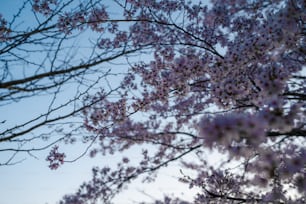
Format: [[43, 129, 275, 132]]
[[0, 0, 305, 203]]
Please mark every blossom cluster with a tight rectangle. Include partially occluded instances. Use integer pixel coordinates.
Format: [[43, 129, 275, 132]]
[[46, 145, 66, 170], [57, 11, 86, 34], [32, 0, 57, 16], [0, 15, 10, 42], [199, 113, 267, 150], [56, 6, 109, 34]]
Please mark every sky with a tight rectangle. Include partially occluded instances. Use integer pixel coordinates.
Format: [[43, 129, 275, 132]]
[[0, 1, 200, 204]]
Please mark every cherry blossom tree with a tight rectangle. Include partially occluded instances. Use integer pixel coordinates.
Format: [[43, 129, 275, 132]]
[[1, 0, 306, 203]]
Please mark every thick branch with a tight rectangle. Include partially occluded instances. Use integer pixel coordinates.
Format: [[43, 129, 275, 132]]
[[267, 129, 306, 137]]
